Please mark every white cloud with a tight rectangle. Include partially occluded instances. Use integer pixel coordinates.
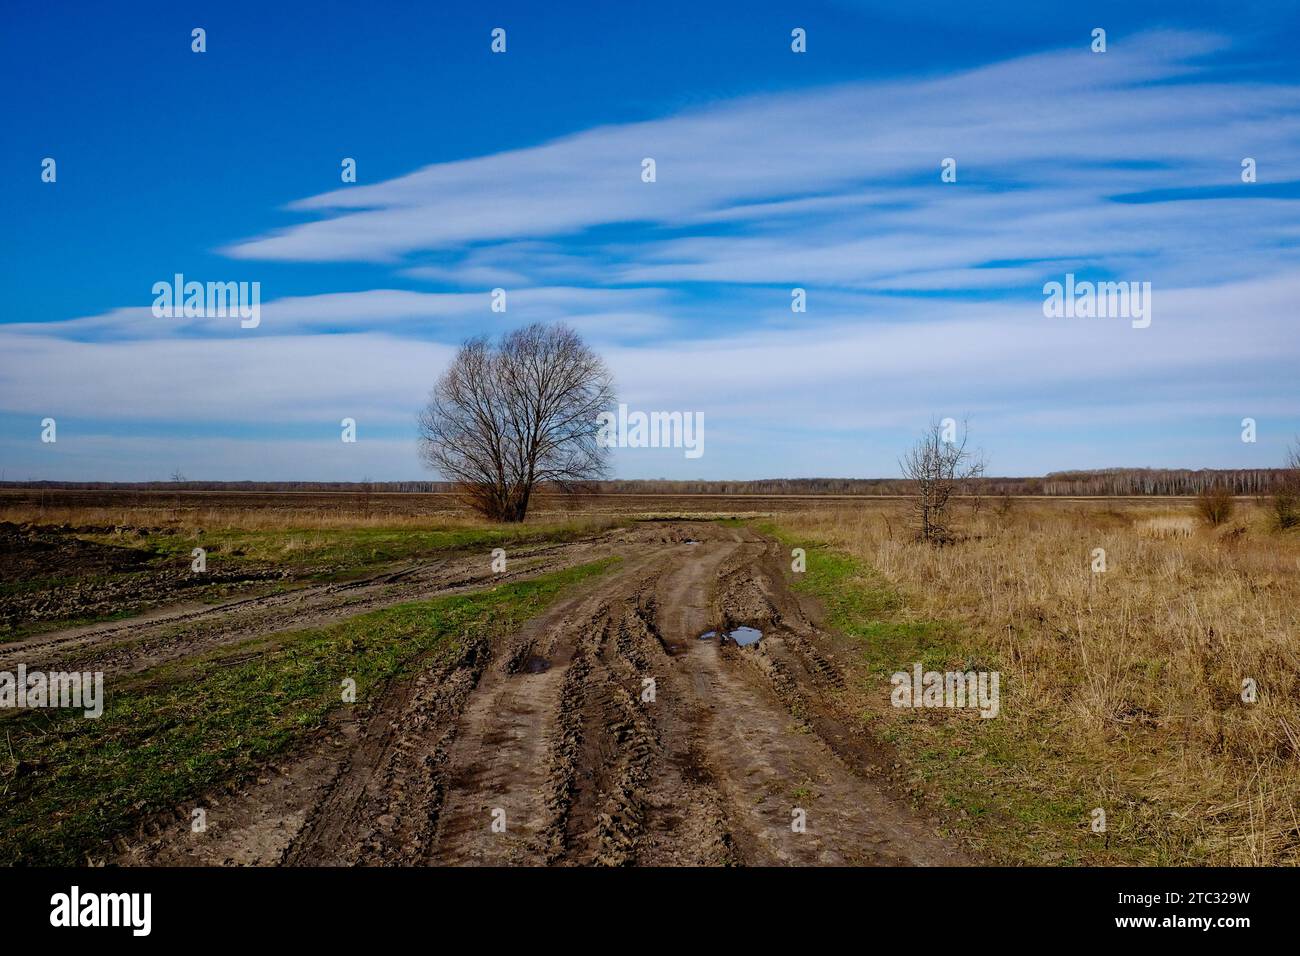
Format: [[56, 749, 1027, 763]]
[[220, 29, 1300, 294], [7, 287, 672, 341], [7, 30, 1299, 479]]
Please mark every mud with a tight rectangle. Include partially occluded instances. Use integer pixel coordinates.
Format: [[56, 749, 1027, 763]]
[[0, 522, 288, 634], [85, 521, 967, 867]]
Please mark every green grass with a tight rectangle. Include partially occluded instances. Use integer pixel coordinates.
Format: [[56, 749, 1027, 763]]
[[0, 556, 617, 865], [86, 522, 610, 576]]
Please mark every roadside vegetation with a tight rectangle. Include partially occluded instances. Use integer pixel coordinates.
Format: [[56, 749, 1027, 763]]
[[768, 498, 1300, 865]]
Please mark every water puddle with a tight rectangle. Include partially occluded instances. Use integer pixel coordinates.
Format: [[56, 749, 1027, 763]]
[[697, 626, 763, 647], [522, 655, 551, 674]]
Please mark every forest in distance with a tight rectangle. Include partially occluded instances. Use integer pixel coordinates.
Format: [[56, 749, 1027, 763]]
[[3, 468, 1293, 498]]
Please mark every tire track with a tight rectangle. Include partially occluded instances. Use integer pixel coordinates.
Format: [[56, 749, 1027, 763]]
[[112, 521, 970, 867], [429, 551, 668, 865]]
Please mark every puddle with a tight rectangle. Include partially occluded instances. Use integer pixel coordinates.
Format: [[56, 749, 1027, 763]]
[[522, 655, 551, 674], [697, 626, 763, 647], [683, 539, 700, 546]]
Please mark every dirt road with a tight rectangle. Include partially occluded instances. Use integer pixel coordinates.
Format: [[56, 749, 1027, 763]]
[[103, 521, 966, 866]]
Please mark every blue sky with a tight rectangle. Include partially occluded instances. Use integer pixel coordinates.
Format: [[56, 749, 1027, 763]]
[[2, 0, 1298, 481]]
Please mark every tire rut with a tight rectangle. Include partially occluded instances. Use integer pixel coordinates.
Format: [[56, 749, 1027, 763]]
[[111, 521, 971, 867]]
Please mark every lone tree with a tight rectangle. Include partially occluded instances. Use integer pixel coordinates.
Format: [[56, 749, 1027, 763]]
[[900, 419, 986, 543], [418, 323, 615, 522]]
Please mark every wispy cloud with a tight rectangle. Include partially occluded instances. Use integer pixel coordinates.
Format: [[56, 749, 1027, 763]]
[[6, 28, 1300, 480], [221, 30, 1300, 295], [6, 287, 674, 342]]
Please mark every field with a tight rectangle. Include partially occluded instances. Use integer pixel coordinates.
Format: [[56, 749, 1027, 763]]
[[1, 489, 1296, 866]]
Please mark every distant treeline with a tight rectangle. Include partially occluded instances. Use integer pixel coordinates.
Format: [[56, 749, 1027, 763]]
[[596, 469, 1291, 496], [1, 468, 1291, 497]]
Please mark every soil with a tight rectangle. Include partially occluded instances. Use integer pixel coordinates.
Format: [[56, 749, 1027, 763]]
[[87, 521, 969, 867], [0, 522, 288, 634]]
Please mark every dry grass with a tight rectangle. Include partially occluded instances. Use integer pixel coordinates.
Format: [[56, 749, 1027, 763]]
[[778, 498, 1300, 864]]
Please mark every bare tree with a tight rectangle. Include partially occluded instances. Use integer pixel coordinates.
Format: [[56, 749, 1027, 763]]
[[418, 323, 615, 522], [900, 420, 986, 543]]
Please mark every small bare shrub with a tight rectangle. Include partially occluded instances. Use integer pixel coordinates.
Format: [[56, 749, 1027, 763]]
[[899, 420, 986, 544], [1195, 485, 1234, 527], [1274, 439, 1300, 530]]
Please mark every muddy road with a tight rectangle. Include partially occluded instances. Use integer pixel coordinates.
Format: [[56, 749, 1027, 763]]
[[90, 521, 965, 866]]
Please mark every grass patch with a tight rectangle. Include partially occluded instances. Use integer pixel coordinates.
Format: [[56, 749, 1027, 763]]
[[87, 522, 608, 576], [0, 576, 78, 599], [0, 556, 617, 865]]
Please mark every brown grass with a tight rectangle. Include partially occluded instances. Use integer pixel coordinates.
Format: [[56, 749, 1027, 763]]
[[777, 498, 1300, 864]]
